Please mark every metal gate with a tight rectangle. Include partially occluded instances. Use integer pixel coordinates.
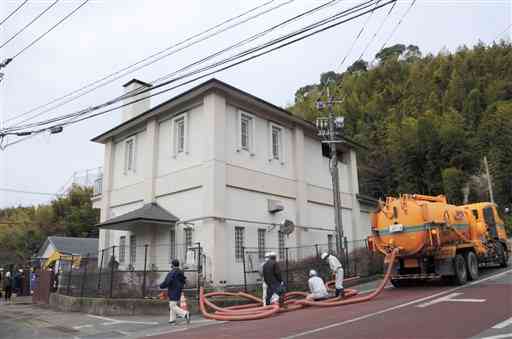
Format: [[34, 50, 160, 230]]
[[32, 271, 52, 304]]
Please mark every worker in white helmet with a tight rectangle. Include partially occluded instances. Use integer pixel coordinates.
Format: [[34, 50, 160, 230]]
[[321, 252, 344, 297], [258, 252, 271, 306], [306, 270, 329, 301]]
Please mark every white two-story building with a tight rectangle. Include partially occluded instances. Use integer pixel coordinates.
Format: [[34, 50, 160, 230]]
[[92, 78, 375, 286]]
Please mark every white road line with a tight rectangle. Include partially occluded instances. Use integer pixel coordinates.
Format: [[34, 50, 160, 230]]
[[87, 314, 158, 326], [416, 292, 486, 308], [282, 268, 512, 339], [87, 315, 117, 322], [478, 334, 512, 339], [72, 324, 93, 330], [492, 317, 512, 329]]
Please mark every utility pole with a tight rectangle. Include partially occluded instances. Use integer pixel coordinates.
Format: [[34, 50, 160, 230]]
[[315, 85, 345, 254], [483, 156, 494, 203]]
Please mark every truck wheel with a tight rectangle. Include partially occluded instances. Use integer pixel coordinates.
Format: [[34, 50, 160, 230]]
[[452, 254, 467, 285], [465, 251, 479, 281], [496, 242, 509, 268]]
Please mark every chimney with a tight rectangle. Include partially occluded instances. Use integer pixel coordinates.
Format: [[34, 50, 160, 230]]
[[122, 79, 152, 122]]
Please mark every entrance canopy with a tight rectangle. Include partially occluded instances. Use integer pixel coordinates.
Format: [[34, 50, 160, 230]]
[[97, 202, 179, 231]]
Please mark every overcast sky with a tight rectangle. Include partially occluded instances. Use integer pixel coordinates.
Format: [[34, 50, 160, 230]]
[[0, 0, 510, 208]]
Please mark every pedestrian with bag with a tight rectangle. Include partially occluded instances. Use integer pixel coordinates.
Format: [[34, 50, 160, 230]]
[[258, 252, 271, 306], [160, 259, 190, 325]]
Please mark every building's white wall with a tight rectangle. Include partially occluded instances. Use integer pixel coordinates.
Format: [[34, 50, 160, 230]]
[[156, 105, 204, 177], [225, 104, 295, 180], [111, 131, 146, 190]]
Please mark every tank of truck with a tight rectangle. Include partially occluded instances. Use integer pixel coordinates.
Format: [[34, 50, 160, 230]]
[[371, 194, 472, 256]]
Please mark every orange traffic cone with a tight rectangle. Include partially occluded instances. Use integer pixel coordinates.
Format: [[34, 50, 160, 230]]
[[180, 293, 189, 312]]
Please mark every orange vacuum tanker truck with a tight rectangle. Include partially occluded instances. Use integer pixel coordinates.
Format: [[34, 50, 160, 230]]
[[368, 194, 510, 286]]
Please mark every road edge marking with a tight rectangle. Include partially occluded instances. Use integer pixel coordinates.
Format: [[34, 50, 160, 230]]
[[282, 268, 512, 339], [492, 316, 512, 329]]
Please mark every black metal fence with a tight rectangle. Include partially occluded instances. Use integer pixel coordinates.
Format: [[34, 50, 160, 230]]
[[242, 238, 384, 291], [56, 242, 204, 299]]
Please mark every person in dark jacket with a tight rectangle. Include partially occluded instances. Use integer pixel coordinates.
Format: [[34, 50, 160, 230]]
[[3, 271, 12, 304], [160, 259, 190, 325], [262, 252, 285, 305]]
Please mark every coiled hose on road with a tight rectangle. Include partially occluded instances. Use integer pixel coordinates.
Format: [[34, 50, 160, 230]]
[[199, 248, 399, 321]]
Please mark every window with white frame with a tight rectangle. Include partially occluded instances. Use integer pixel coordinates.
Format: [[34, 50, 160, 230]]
[[271, 125, 282, 160], [235, 227, 245, 262], [258, 229, 266, 259], [119, 236, 126, 264], [241, 114, 252, 151], [169, 225, 176, 261], [124, 137, 136, 173], [172, 113, 188, 156], [129, 235, 136, 266], [184, 228, 193, 249], [278, 231, 285, 260]]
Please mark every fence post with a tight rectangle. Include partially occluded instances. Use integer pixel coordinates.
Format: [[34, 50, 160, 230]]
[[196, 242, 201, 297], [109, 246, 116, 299], [285, 247, 289, 287], [242, 246, 247, 292], [97, 249, 104, 292], [142, 244, 148, 298], [67, 255, 73, 296], [344, 237, 349, 274], [315, 244, 319, 258], [80, 253, 89, 298]]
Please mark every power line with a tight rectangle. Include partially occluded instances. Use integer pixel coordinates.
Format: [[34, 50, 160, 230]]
[[4, 0, 389, 137], [0, 0, 29, 27], [3, 0, 343, 132], [0, 0, 60, 50], [0, 187, 59, 196], [492, 23, 512, 42], [377, 0, 417, 52], [3, 0, 289, 126], [335, 0, 381, 71], [2, 0, 397, 144], [12, 0, 90, 59], [355, 0, 397, 61]]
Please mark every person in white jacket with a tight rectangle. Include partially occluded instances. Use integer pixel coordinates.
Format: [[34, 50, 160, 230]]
[[306, 270, 329, 301], [321, 252, 344, 297]]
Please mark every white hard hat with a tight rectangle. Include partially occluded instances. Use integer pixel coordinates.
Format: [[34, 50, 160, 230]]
[[268, 252, 277, 258], [264, 252, 271, 258], [309, 269, 317, 277], [321, 252, 329, 260]]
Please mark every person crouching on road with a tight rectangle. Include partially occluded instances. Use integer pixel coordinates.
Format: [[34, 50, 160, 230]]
[[259, 252, 271, 306], [321, 252, 344, 297], [306, 270, 329, 301], [159, 259, 190, 325], [262, 252, 285, 306]]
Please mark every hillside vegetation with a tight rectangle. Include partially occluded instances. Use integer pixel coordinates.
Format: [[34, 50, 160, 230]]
[[289, 42, 512, 223]]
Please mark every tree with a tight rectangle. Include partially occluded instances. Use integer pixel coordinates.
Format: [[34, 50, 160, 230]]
[[375, 44, 406, 63], [347, 60, 368, 73], [442, 167, 466, 205]]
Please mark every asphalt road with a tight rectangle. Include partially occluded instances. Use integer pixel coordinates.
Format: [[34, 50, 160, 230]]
[[149, 265, 512, 339], [1, 265, 510, 339]]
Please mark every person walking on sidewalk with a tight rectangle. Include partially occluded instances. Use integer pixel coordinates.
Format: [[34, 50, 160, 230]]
[[3, 271, 12, 304], [160, 259, 190, 325], [321, 252, 344, 297]]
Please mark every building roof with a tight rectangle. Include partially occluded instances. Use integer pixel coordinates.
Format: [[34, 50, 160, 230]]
[[91, 78, 366, 150], [122, 78, 152, 88], [38, 236, 99, 257], [96, 202, 179, 230]]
